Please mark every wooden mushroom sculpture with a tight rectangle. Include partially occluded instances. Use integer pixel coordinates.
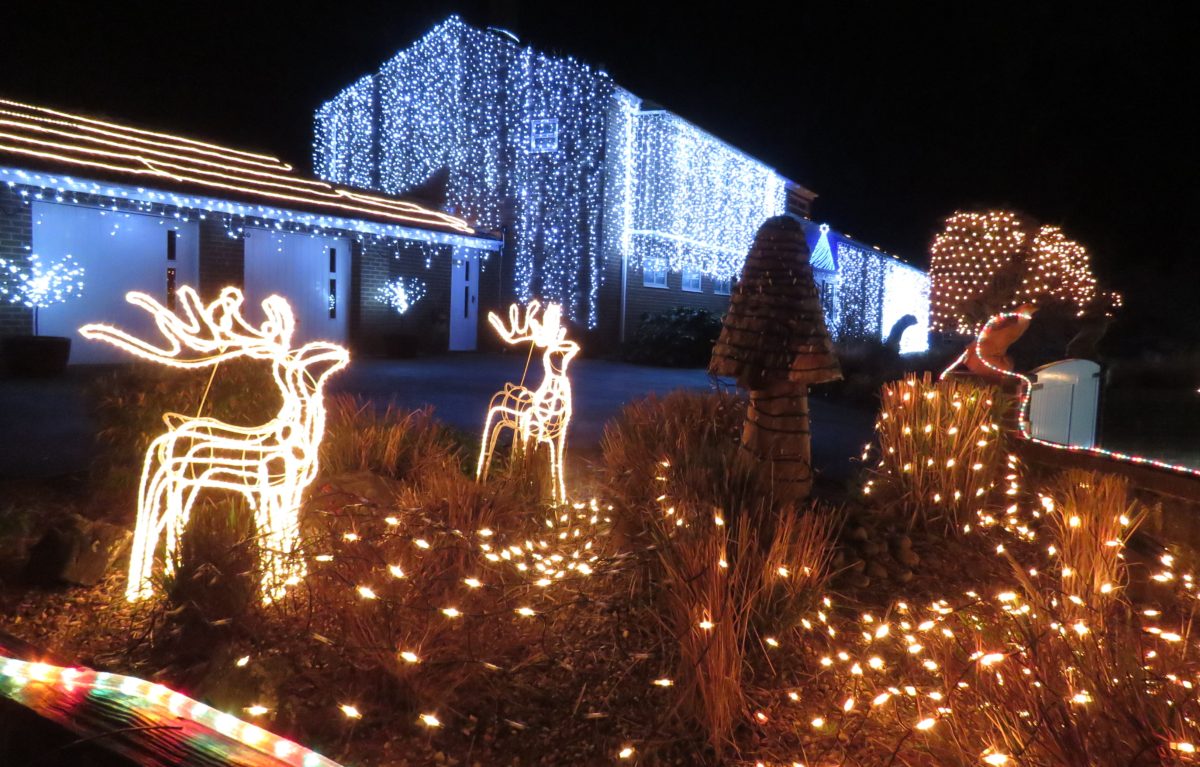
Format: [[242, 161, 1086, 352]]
[[710, 215, 842, 503]]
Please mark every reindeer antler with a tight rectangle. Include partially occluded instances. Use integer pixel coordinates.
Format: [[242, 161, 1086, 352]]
[[80, 286, 293, 367], [487, 300, 543, 346]]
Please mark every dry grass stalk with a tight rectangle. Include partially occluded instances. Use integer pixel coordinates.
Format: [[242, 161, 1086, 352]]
[[870, 373, 1010, 532], [319, 395, 462, 480], [650, 506, 837, 757]]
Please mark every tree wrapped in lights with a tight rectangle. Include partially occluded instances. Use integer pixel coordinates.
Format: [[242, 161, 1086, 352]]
[[376, 276, 427, 315], [710, 215, 841, 503], [929, 210, 1119, 336], [0, 253, 84, 335]]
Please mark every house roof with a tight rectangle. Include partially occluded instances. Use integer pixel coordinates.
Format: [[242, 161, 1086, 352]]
[[0, 98, 481, 237]]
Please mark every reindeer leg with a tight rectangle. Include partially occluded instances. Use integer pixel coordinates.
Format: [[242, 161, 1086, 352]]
[[477, 409, 505, 483], [128, 448, 166, 602], [548, 436, 566, 506], [254, 491, 283, 605]]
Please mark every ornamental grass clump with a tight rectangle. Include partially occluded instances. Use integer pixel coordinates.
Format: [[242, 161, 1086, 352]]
[[319, 395, 463, 481], [1039, 470, 1148, 625], [647, 504, 838, 758], [870, 373, 1011, 532], [599, 389, 757, 522]]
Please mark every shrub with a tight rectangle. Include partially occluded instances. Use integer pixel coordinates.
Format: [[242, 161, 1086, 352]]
[[868, 373, 1013, 532], [319, 395, 464, 481], [601, 390, 838, 757], [622, 307, 723, 368], [88, 360, 280, 502], [600, 389, 755, 520]]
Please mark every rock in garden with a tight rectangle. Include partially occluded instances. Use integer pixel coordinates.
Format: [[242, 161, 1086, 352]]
[[895, 548, 921, 568], [22, 515, 131, 586]]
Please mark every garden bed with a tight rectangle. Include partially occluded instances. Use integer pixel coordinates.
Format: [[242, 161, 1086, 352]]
[[2, 373, 1199, 766]]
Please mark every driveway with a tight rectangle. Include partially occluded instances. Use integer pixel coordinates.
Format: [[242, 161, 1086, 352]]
[[0, 354, 875, 481]]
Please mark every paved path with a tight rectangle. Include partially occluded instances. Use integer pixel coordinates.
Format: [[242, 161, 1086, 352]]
[[0, 355, 875, 481]]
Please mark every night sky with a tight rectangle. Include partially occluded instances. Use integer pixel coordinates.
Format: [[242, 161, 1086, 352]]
[[2, 2, 1196, 350]]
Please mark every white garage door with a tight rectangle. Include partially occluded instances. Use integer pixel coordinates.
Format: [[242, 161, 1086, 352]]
[[243, 230, 350, 345], [33, 202, 200, 364]]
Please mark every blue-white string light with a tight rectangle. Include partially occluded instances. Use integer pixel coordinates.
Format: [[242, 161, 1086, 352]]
[[313, 15, 930, 341]]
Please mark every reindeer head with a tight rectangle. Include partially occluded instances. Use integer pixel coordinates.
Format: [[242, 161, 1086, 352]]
[[288, 341, 351, 393], [80, 286, 294, 367]]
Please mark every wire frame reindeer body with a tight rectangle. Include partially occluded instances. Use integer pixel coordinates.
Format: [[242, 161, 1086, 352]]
[[476, 301, 579, 504], [80, 286, 349, 604]]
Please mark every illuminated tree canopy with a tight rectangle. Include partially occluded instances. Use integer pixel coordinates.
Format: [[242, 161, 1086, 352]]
[[929, 210, 1120, 335]]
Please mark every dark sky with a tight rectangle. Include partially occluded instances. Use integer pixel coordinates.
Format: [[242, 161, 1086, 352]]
[[2, 1, 1196, 347]]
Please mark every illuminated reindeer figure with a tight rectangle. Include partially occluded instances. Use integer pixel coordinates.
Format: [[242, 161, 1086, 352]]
[[80, 286, 349, 604], [476, 301, 579, 504]]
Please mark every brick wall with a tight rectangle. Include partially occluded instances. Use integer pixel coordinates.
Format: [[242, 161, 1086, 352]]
[[198, 217, 244, 297], [0, 185, 32, 336], [352, 238, 456, 355]]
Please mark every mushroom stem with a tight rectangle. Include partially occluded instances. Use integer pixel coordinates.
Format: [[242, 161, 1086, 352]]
[[740, 382, 812, 503]]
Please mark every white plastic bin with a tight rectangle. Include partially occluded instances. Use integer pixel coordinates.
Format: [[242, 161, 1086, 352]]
[[1028, 359, 1102, 448]]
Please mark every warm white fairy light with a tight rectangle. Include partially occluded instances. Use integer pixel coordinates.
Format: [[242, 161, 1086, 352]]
[[476, 301, 578, 504], [375, 276, 427, 315], [80, 286, 349, 604], [930, 211, 1119, 335], [0, 252, 84, 334], [0, 98, 472, 234]]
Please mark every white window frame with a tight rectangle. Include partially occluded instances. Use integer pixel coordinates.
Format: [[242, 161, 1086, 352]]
[[681, 268, 702, 293], [714, 276, 732, 295], [642, 261, 668, 289]]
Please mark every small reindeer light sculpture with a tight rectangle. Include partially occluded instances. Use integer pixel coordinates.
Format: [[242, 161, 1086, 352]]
[[476, 301, 579, 504], [80, 286, 349, 604]]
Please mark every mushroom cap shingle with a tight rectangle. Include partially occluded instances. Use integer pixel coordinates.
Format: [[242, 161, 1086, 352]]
[[709, 214, 842, 389]]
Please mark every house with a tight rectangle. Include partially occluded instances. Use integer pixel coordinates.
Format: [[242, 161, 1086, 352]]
[[0, 97, 501, 363], [313, 15, 930, 352]]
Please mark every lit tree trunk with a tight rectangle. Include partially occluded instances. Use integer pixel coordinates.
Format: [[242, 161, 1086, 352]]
[[740, 382, 812, 503]]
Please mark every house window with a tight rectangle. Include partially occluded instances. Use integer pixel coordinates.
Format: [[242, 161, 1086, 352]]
[[714, 276, 732, 295], [681, 269, 702, 293], [643, 260, 668, 289]]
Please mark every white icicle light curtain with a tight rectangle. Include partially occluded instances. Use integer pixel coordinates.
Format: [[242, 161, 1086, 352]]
[[80, 286, 349, 604], [476, 300, 578, 504]]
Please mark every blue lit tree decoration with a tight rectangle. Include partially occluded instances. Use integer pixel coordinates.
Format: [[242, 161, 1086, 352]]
[[376, 276, 427, 315], [0, 253, 85, 335]]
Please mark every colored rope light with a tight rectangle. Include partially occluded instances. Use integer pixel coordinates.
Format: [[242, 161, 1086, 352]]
[[0, 653, 346, 767], [476, 301, 578, 504], [80, 286, 350, 603], [941, 312, 1200, 478]]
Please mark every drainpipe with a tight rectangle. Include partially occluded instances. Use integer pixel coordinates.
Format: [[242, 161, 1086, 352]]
[[619, 239, 628, 343]]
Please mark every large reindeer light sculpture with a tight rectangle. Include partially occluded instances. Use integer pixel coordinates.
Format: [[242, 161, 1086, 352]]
[[80, 286, 349, 604], [476, 301, 579, 504]]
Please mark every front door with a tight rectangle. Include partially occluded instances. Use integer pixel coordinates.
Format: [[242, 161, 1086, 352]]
[[449, 248, 478, 351]]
